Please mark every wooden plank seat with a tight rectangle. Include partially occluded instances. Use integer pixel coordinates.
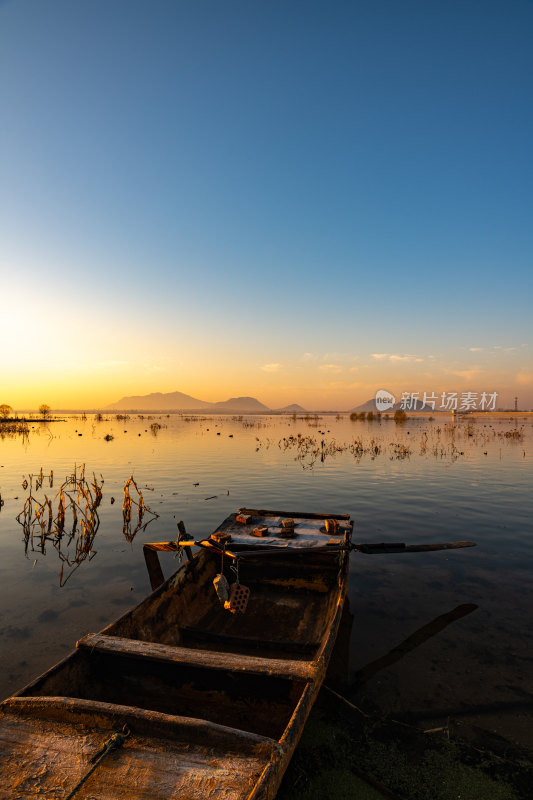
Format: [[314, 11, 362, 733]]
[[77, 633, 316, 681], [0, 697, 279, 800], [1, 696, 278, 752]]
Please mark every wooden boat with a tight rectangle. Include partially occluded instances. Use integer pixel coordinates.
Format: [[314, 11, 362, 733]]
[[0, 508, 353, 799]]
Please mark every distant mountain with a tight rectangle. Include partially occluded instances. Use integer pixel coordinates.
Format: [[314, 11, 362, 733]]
[[210, 396, 270, 412], [350, 397, 444, 413], [350, 398, 382, 413], [106, 391, 211, 411], [275, 403, 306, 412], [107, 391, 273, 413]]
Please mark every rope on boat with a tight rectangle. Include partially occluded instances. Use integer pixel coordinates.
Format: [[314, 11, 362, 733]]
[[64, 725, 130, 799], [230, 558, 241, 585]]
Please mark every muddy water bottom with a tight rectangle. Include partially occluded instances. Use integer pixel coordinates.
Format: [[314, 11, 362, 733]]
[[346, 559, 533, 758], [0, 412, 532, 758]]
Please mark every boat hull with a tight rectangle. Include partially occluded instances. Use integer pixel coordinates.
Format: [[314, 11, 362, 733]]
[[0, 509, 352, 799]]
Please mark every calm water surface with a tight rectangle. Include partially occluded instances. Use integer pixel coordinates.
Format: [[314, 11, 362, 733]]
[[0, 413, 531, 752]]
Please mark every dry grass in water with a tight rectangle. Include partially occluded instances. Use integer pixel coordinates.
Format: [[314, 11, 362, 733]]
[[0, 420, 30, 442], [499, 427, 524, 440], [15, 467, 159, 581], [390, 442, 411, 459], [254, 431, 436, 467], [16, 464, 103, 586], [274, 434, 383, 469], [122, 476, 159, 542]]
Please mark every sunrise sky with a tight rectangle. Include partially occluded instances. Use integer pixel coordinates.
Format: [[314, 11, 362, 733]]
[[1, 0, 532, 411]]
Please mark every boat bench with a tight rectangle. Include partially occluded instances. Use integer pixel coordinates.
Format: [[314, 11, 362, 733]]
[[77, 633, 316, 681]]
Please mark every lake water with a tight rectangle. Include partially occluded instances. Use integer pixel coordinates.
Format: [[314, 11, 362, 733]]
[[0, 412, 531, 754]]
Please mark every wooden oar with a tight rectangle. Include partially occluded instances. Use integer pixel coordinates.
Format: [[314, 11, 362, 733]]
[[353, 540, 476, 554], [147, 538, 476, 561], [143, 538, 477, 589], [213, 540, 477, 558]]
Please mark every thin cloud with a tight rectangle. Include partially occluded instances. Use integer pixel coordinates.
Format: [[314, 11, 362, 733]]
[[302, 352, 360, 363], [371, 353, 423, 363], [451, 368, 486, 381], [261, 363, 281, 373], [469, 347, 484, 352]]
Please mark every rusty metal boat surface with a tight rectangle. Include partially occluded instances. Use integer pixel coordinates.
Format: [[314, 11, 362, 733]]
[[0, 508, 353, 799]]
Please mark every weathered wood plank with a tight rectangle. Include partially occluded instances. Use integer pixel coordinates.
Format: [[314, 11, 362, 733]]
[[0, 696, 278, 754], [77, 634, 316, 681], [142, 544, 165, 591], [238, 508, 351, 520], [232, 545, 345, 557], [0, 700, 278, 799]]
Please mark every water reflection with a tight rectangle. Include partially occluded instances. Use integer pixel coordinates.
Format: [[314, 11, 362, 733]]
[[0, 411, 531, 755], [0, 420, 30, 443], [351, 603, 479, 688], [121, 476, 159, 542], [16, 465, 102, 586], [14, 465, 159, 584], [252, 417, 524, 469]]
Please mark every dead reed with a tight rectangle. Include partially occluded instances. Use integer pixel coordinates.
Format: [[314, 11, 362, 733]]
[[499, 427, 524, 440], [0, 420, 30, 442], [16, 464, 103, 586], [258, 432, 420, 467], [122, 476, 159, 542]]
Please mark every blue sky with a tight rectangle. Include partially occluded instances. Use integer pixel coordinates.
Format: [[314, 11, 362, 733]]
[[1, 0, 532, 408]]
